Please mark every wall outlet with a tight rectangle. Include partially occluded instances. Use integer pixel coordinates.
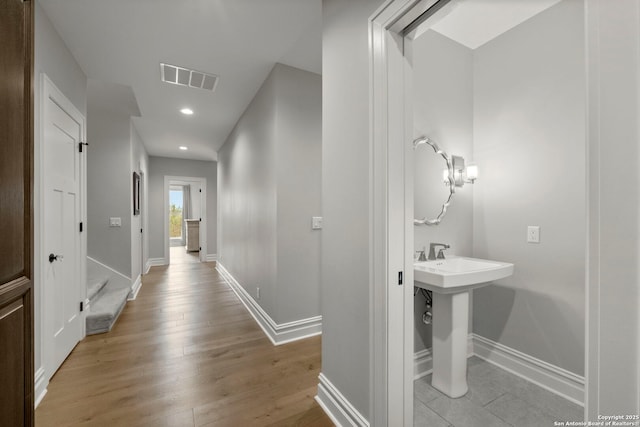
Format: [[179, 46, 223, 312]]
[[109, 217, 122, 227], [527, 226, 540, 243], [312, 216, 323, 230], [256, 287, 260, 300]]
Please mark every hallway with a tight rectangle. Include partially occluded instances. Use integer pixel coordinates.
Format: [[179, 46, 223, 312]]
[[35, 260, 332, 426]]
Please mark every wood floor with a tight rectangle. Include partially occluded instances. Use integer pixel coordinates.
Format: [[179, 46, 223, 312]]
[[35, 258, 333, 426]]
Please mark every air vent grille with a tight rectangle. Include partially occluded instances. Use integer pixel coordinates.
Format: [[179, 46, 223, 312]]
[[160, 63, 219, 92]]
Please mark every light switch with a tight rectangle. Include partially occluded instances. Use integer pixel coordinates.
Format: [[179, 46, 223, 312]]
[[527, 226, 540, 243], [109, 217, 122, 227], [312, 216, 323, 230]]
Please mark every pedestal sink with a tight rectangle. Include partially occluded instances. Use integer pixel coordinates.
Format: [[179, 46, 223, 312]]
[[414, 256, 514, 398]]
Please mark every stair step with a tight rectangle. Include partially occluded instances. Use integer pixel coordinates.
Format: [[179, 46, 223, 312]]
[[87, 275, 109, 302], [86, 286, 130, 335]]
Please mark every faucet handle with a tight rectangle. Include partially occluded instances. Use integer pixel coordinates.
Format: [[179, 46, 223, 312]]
[[429, 243, 450, 260]]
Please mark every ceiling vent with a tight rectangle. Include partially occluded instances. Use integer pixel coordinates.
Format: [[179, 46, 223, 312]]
[[160, 63, 219, 92]]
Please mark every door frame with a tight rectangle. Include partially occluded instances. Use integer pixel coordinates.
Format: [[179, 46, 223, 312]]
[[35, 74, 87, 403], [369, 1, 437, 425], [163, 176, 207, 263]]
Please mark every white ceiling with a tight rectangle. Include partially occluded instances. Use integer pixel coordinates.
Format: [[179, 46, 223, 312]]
[[429, 0, 564, 49], [39, 0, 322, 161]]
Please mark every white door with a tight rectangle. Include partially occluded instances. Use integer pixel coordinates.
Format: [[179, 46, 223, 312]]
[[44, 89, 83, 373]]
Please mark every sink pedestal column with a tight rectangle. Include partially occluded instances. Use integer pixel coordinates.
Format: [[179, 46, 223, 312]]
[[431, 291, 469, 398]]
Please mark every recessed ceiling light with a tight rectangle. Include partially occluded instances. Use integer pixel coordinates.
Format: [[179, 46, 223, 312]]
[[180, 108, 194, 115], [179, 146, 188, 151]]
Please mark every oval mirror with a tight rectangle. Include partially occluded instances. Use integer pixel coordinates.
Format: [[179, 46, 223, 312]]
[[413, 137, 455, 226]]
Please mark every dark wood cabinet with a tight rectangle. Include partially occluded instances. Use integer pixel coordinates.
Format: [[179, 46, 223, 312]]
[[0, 0, 35, 425]]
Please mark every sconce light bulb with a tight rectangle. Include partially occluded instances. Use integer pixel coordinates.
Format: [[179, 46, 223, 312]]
[[466, 163, 478, 182]]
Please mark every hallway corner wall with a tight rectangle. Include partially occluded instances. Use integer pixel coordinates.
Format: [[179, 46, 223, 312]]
[[217, 63, 321, 331], [33, 0, 88, 405]]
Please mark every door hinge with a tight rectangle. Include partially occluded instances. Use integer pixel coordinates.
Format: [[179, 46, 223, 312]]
[[79, 141, 89, 153], [80, 301, 84, 312], [199, 218, 202, 222], [398, 271, 403, 285], [141, 228, 143, 233], [199, 189, 202, 193], [199, 247, 201, 252], [79, 222, 83, 232]]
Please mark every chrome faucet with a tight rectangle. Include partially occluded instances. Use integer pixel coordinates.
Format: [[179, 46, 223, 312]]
[[416, 247, 427, 261], [428, 243, 450, 260]]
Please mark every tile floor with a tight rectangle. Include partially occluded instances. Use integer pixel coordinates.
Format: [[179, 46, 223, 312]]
[[414, 357, 583, 427]]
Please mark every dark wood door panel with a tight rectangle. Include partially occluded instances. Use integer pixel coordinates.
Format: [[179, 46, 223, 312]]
[[0, 295, 26, 427], [0, 0, 28, 285], [0, 0, 34, 425]]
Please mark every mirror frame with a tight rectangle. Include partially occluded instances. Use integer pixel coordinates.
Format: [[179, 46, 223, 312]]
[[413, 136, 455, 226]]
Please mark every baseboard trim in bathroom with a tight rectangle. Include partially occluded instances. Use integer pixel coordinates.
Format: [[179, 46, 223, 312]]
[[315, 373, 370, 427], [216, 263, 322, 346], [471, 333, 585, 406], [414, 335, 474, 380], [205, 253, 217, 262]]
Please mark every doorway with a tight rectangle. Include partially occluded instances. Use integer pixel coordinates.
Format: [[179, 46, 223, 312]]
[[370, 0, 640, 425], [40, 75, 86, 380], [163, 176, 207, 264]]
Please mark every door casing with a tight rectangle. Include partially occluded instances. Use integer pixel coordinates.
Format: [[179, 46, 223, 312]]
[[35, 74, 87, 403]]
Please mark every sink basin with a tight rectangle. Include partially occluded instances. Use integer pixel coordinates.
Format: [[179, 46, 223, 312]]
[[414, 256, 514, 294], [413, 256, 514, 398]]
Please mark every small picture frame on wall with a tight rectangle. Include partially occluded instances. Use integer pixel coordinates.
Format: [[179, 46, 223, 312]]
[[133, 172, 140, 216]]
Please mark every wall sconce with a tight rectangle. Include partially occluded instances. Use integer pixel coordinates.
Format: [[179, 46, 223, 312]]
[[443, 156, 478, 187]]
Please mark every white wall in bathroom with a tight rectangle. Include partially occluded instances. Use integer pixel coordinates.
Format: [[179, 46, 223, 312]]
[[217, 63, 321, 325], [412, 30, 474, 353], [471, 0, 586, 376]]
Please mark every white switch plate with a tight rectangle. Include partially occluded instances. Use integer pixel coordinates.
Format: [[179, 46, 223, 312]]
[[527, 226, 540, 243], [109, 217, 122, 227], [312, 216, 323, 230]]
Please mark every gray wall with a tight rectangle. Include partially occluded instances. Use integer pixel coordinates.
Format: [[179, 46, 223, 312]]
[[471, 0, 586, 375], [148, 156, 217, 259], [412, 30, 474, 353], [274, 64, 322, 323], [321, 0, 384, 419], [218, 63, 321, 325], [35, 1, 86, 116], [34, 0, 87, 387], [218, 67, 278, 317], [86, 107, 134, 276]]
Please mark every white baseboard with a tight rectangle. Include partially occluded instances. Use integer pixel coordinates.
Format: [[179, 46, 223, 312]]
[[205, 253, 217, 262], [146, 258, 167, 272], [414, 335, 474, 380], [413, 334, 584, 406], [216, 263, 322, 345], [34, 367, 47, 408], [128, 274, 142, 301], [471, 333, 584, 406], [316, 373, 369, 427]]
